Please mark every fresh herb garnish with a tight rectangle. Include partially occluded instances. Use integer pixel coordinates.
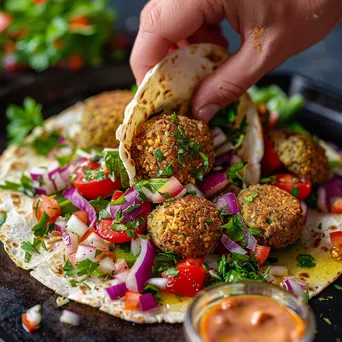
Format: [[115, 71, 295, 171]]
[[244, 192, 258, 204], [69, 279, 78, 287], [143, 284, 161, 303], [126, 229, 137, 238], [164, 268, 179, 276], [63, 258, 100, 277], [110, 224, 127, 232], [102, 149, 129, 188], [171, 112, 178, 123], [227, 162, 246, 187], [83, 168, 106, 181], [0, 213, 7, 227], [0, 174, 35, 197], [209, 102, 239, 127], [32, 211, 50, 237], [155, 149, 163, 163], [291, 185, 299, 198], [199, 152, 209, 170], [90, 197, 110, 213], [157, 163, 173, 177], [266, 217, 273, 224], [221, 214, 244, 242], [320, 314, 332, 325], [334, 284, 342, 291], [21, 238, 41, 254], [113, 209, 124, 223], [6, 97, 43, 145], [153, 251, 178, 275], [124, 204, 141, 214], [260, 176, 276, 184], [296, 254, 316, 268], [32, 130, 65, 156], [98, 209, 111, 220], [248, 227, 262, 235], [25, 252, 32, 263], [318, 296, 333, 302]]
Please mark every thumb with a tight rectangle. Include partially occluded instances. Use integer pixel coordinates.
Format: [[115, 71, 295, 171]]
[[192, 39, 276, 122]]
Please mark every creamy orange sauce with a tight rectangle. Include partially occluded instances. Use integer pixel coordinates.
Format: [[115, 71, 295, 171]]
[[200, 295, 305, 342]]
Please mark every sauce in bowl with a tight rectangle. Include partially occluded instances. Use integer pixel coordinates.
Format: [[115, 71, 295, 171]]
[[200, 295, 305, 342]]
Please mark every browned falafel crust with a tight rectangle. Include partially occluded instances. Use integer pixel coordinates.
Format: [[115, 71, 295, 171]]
[[269, 129, 330, 184], [147, 195, 222, 258], [79, 90, 133, 148], [131, 114, 215, 184], [237, 184, 304, 249]]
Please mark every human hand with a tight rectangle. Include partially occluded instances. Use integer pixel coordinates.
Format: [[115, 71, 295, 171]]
[[130, 0, 342, 122]]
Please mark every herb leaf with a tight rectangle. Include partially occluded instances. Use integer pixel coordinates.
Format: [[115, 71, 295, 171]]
[[155, 149, 163, 163], [296, 254, 316, 268], [32, 211, 50, 237], [164, 268, 179, 276], [102, 149, 129, 188], [21, 238, 41, 254], [0, 213, 7, 227], [0, 174, 35, 197], [157, 163, 173, 177], [244, 192, 258, 204], [291, 185, 299, 198]]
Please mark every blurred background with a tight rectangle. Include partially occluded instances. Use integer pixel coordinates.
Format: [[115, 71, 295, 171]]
[[0, 0, 341, 90]]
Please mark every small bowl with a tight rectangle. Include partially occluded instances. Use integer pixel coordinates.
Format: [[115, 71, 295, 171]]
[[184, 281, 316, 342]]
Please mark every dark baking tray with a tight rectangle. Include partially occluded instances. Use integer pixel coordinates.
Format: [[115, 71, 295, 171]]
[[0, 66, 342, 342]]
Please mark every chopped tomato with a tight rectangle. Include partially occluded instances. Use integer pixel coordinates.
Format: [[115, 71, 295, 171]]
[[162, 259, 206, 297], [73, 210, 88, 224], [261, 133, 282, 175], [0, 12, 12, 33], [22, 313, 39, 332], [73, 161, 122, 200], [32, 0, 47, 4], [95, 248, 115, 261], [125, 291, 141, 310], [330, 231, 342, 247], [68, 253, 77, 268], [69, 16, 91, 27], [111, 190, 124, 201], [272, 173, 312, 201], [252, 245, 271, 267], [79, 228, 98, 243], [33, 195, 61, 224], [331, 198, 342, 214], [96, 217, 147, 244]]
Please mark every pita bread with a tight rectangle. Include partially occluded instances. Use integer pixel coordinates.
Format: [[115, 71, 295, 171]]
[[117, 44, 263, 185]]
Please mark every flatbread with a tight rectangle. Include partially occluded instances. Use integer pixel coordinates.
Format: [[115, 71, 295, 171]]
[[273, 209, 342, 297], [117, 44, 263, 185]]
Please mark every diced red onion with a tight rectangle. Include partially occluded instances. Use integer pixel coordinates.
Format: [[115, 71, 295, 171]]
[[126, 238, 155, 292], [208, 270, 221, 280], [204, 254, 220, 270], [269, 265, 289, 277], [317, 187, 329, 213], [212, 127, 227, 148], [113, 259, 129, 273], [221, 234, 247, 255], [64, 187, 96, 226], [109, 187, 144, 223], [60, 310, 80, 326], [114, 270, 129, 282], [280, 278, 306, 300], [185, 184, 204, 198], [146, 277, 168, 289], [105, 282, 127, 300], [319, 177, 342, 213], [214, 192, 239, 214], [141, 187, 165, 204], [98, 257, 116, 274], [58, 136, 66, 144], [300, 201, 308, 223], [75, 245, 96, 262], [55, 217, 67, 233], [66, 214, 89, 238], [265, 273, 276, 283], [139, 293, 158, 311], [131, 238, 141, 256], [283, 276, 309, 288], [82, 232, 109, 250], [215, 142, 233, 157], [200, 172, 229, 198], [30, 167, 46, 181], [230, 155, 242, 164], [62, 232, 78, 255], [174, 188, 187, 199], [35, 188, 47, 195], [47, 161, 60, 179]]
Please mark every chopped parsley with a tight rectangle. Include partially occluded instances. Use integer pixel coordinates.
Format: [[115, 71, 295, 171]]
[[171, 111, 178, 123], [244, 192, 258, 204], [143, 284, 161, 303], [334, 284, 342, 291], [32, 130, 66, 157], [199, 152, 209, 170], [110, 224, 127, 232], [248, 227, 262, 235], [124, 204, 141, 214], [320, 314, 332, 325], [83, 168, 106, 181], [25, 252, 32, 263], [157, 163, 173, 177], [260, 176, 275, 184], [102, 149, 129, 188], [63, 258, 100, 277], [98, 209, 111, 220], [221, 214, 244, 242], [217, 253, 267, 283], [0, 213, 7, 227], [291, 185, 299, 198], [32, 211, 50, 237], [209, 102, 239, 128], [164, 268, 179, 276], [90, 197, 110, 213], [318, 296, 333, 301], [227, 162, 246, 187], [266, 217, 273, 224], [153, 251, 178, 275], [296, 254, 316, 268], [126, 230, 137, 238], [6, 97, 43, 145], [154, 149, 163, 163], [0, 174, 35, 197], [21, 238, 41, 254], [69, 279, 78, 287]]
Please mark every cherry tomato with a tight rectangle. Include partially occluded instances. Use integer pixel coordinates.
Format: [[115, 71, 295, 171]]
[[272, 173, 312, 200], [0, 12, 12, 33], [162, 258, 206, 297], [73, 161, 122, 200], [252, 245, 271, 267], [261, 133, 282, 175], [73, 210, 88, 224], [330, 231, 342, 247], [22, 313, 39, 332], [112, 190, 124, 201], [33, 195, 61, 224], [33, 0, 47, 4], [125, 291, 141, 310]]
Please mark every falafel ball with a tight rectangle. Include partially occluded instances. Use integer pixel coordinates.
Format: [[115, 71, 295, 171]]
[[237, 184, 304, 248], [269, 129, 330, 184], [131, 114, 215, 184], [79, 90, 133, 148], [147, 195, 222, 258]]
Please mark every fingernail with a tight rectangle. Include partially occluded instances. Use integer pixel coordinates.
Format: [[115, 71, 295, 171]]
[[197, 104, 222, 122]]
